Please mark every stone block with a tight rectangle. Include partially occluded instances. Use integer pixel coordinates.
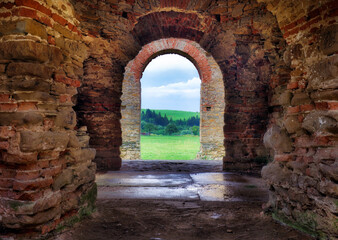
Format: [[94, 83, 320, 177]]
[[320, 24, 338, 56], [283, 115, 301, 134], [311, 89, 338, 101], [0, 41, 49, 63], [53, 168, 73, 191], [319, 162, 338, 182], [3, 205, 61, 228], [308, 56, 338, 90], [11, 76, 51, 92], [262, 161, 292, 188], [67, 132, 81, 148], [6, 62, 54, 79], [0, 112, 43, 126], [302, 111, 337, 134], [291, 92, 311, 106], [20, 131, 69, 152], [55, 108, 77, 129], [279, 91, 292, 105], [16, 19, 48, 40], [263, 125, 293, 153], [0, 40, 63, 66], [13, 92, 56, 103]]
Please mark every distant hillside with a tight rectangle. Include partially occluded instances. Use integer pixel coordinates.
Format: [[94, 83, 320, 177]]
[[141, 109, 200, 121]]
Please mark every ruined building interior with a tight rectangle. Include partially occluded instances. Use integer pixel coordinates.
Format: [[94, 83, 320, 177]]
[[0, 0, 337, 239]]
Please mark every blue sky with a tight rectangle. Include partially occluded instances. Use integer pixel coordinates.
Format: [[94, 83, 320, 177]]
[[141, 54, 201, 112]]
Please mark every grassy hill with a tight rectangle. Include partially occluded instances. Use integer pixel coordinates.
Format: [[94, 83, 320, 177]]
[[141, 109, 200, 121]]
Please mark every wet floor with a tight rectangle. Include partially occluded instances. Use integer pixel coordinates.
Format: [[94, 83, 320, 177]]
[[96, 170, 268, 202], [55, 161, 313, 240]]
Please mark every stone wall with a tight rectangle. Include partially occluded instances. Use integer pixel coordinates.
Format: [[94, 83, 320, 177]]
[[259, 0, 338, 238], [121, 38, 225, 160], [73, 0, 276, 173], [0, 0, 96, 238], [1, 0, 336, 238]]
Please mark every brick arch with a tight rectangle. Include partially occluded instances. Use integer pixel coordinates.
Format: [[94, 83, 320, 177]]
[[120, 38, 225, 161]]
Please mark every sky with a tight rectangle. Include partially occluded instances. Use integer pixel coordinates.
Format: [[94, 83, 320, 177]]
[[141, 54, 201, 112]]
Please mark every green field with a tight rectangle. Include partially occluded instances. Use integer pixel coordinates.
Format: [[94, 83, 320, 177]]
[[141, 135, 200, 160], [141, 109, 200, 121]]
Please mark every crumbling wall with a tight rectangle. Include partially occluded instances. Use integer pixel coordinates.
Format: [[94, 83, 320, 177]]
[[259, 0, 338, 238], [74, 0, 275, 173], [0, 0, 96, 237]]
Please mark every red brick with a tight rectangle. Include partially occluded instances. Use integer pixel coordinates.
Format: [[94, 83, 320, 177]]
[[0, 141, 9, 150], [0, 2, 14, 9], [12, 7, 38, 19], [275, 154, 294, 162], [0, 12, 11, 18], [287, 82, 298, 89], [0, 126, 15, 139], [0, 103, 17, 112], [287, 106, 300, 114], [47, 35, 56, 45], [52, 13, 67, 26], [0, 94, 10, 103], [36, 13, 52, 26], [300, 104, 315, 112], [41, 165, 62, 177], [15, 170, 40, 181], [54, 74, 81, 87], [13, 177, 53, 191], [17, 102, 38, 111], [59, 94, 72, 104], [315, 102, 329, 110], [0, 178, 13, 188], [298, 114, 304, 123], [328, 101, 338, 110]]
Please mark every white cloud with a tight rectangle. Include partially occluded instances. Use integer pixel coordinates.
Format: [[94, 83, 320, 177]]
[[142, 77, 201, 98], [144, 54, 197, 73]]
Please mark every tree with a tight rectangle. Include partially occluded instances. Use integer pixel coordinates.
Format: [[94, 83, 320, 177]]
[[143, 123, 157, 134], [192, 126, 199, 136], [165, 123, 179, 135]]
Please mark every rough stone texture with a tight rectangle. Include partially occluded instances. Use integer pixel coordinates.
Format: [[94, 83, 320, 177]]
[[121, 38, 225, 160], [0, 0, 96, 238], [259, 0, 338, 238], [0, 0, 337, 239], [73, 0, 274, 173]]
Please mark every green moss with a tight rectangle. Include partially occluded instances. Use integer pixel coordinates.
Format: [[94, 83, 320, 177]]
[[9, 200, 25, 211], [54, 184, 97, 234], [253, 156, 270, 165], [272, 211, 328, 239], [80, 183, 97, 210]]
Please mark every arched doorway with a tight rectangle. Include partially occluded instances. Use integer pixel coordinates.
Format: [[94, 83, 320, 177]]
[[120, 38, 225, 161]]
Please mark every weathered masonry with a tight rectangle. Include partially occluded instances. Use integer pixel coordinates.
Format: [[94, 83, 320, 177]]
[[0, 0, 337, 239], [121, 38, 225, 161]]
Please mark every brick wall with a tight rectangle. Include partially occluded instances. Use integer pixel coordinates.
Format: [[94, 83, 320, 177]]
[[121, 38, 225, 160], [259, 0, 338, 238], [0, 0, 96, 238]]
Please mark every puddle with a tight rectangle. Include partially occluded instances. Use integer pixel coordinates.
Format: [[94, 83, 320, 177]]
[[190, 172, 248, 184], [98, 187, 199, 200], [96, 171, 268, 202], [97, 172, 192, 187], [210, 213, 222, 219]]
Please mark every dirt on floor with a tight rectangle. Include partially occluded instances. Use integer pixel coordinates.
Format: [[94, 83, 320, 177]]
[[53, 161, 313, 240], [54, 199, 313, 240]]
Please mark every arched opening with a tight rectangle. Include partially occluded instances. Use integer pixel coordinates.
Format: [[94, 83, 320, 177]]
[[140, 53, 201, 160], [120, 38, 225, 162]]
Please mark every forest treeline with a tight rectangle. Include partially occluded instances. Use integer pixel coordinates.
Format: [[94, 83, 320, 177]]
[[141, 109, 200, 136]]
